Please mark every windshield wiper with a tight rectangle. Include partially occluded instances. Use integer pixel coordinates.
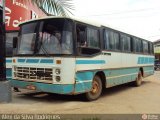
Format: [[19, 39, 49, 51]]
[[38, 41, 50, 57]]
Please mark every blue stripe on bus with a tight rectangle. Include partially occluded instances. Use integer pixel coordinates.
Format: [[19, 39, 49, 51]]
[[6, 59, 12, 63], [40, 59, 54, 64], [6, 68, 12, 79], [138, 57, 154, 64], [76, 71, 94, 81], [11, 80, 74, 94], [17, 59, 54, 64], [18, 59, 26, 63], [76, 60, 106, 64], [76, 66, 154, 88], [75, 82, 92, 93], [26, 59, 39, 63]]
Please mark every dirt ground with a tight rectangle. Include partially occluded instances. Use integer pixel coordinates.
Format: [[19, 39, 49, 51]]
[[0, 71, 160, 114]]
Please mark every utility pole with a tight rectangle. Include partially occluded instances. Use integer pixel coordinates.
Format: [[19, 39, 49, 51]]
[[0, 0, 11, 103]]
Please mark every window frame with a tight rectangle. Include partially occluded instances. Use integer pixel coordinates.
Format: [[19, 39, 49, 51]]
[[103, 28, 121, 52], [120, 33, 131, 52], [75, 21, 101, 56], [142, 40, 149, 54]]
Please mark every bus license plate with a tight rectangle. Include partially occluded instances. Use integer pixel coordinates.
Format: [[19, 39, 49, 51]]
[[26, 85, 36, 90]]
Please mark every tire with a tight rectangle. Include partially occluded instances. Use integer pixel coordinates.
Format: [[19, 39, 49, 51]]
[[134, 71, 143, 87], [154, 67, 157, 70], [85, 75, 102, 101]]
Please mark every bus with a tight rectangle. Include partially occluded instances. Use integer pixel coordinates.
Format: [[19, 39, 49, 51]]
[[11, 16, 154, 101]]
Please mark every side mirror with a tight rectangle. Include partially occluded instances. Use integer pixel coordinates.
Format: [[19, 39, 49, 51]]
[[13, 37, 18, 48]]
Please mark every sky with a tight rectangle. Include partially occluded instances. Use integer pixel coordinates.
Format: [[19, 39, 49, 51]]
[[72, 0, 160, 42]]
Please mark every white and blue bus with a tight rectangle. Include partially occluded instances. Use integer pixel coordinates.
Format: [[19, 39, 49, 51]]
[[11, 16, 154, 101]]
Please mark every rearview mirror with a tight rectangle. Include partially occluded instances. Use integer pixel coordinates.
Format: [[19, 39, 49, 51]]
[[79, 32, 85, 44], [13, 37, 18, 48]]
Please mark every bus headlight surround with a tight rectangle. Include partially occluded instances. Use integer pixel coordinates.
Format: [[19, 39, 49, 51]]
[[55, 76, 61, 82], [55, 68, 61, 75], [14, 72, 17, 78], [13, 66, 17, 71]]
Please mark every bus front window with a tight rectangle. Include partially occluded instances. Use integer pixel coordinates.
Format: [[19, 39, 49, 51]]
[[17, 19, 73, 55], [18, 22, 38, 54]]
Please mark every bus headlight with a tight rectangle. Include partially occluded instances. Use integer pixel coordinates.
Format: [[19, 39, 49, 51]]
[[14, 72, 17, 78], [55, 76, 61, 82], [55, 69, 61, 75]]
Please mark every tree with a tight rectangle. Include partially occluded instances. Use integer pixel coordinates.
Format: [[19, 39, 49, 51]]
[[19, 0, 74, 16]]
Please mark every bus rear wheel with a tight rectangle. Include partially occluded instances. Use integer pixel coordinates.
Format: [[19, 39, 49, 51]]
[[85, 75, 102, 101], [134, 71, 143, 86]]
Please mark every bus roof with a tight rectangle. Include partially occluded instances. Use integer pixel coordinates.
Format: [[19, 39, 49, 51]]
[[19, 16, 102, 27], [19, 16, 151, 41]]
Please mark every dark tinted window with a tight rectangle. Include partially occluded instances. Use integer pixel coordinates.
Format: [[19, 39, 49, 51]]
[[149, 42, 154, 54], [114, 33, 120, 50], [143, 41, 149, 53], [121, 34, 131, 52], [104, 30, 109, 49], [76, 24, 100, 55], [133, 38, 142, 53], [87, 28, 99, 48], [104, 30, 120, 50], [6, 32, 18, 56], [21, 22, 38, 34]]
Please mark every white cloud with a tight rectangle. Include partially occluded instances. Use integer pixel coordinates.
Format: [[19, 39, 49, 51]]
[[73, 0, 160, 41]]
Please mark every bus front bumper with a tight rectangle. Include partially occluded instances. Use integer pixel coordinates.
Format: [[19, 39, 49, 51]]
[[11, 79, 74, 94], [11, 79, 92, 94]]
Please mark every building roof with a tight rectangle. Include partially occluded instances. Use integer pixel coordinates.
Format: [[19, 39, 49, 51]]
[[154, 39, 160, 44]]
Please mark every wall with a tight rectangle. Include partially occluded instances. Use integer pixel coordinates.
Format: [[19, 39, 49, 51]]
[[5, 0, 47, 31], [0, 0, 3, 7]]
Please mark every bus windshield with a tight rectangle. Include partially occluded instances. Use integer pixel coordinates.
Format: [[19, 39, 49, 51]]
[[17, 19, 73, 55]]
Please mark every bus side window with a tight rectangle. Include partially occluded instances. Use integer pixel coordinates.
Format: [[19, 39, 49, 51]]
[[151, 43, 154, 54], [76, 25, 87, 47], [104, 30, 120, 51], [121, 34, 131, 52], [87, 27, 100, 48], [76, 24, 100, 55], [131, 37, 135, 52], [134, 38, 142, 53], [142, 41, 149, 54], [108, 31, 115, 50], [104, 30, 110, 50], [79, 31, 86, 47]]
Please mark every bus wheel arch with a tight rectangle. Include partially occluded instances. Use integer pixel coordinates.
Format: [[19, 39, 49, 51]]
[[139, 67, 144, 77], [95, 71, 106, 89], [84, 71, 106, 101], [132, 68, 143, 87]]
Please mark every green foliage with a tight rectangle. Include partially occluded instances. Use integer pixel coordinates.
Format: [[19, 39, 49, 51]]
[[17, 0, 74, 16]]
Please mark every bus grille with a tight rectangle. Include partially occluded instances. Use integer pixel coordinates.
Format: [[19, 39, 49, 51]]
[[13, 67, 53, 83]]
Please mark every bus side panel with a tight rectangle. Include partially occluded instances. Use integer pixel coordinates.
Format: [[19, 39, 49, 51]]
[[6, 57, 12, 81], [104, 67, 138, 88], [75, 55, 104, 93], [143, 66, 154, 77], [101, 51, 154, 88], [75, 71, 94, 93]]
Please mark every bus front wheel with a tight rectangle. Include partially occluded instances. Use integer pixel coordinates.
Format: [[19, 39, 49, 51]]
[[85, 75, 102, 101]]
